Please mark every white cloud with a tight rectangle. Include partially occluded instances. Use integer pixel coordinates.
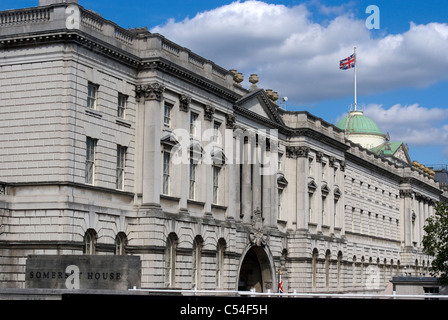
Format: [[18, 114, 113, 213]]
[[363, 104, 448, 149], [151, 1, 448, 105]]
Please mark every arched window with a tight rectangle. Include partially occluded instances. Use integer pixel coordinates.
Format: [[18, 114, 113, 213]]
[[415, 259, 419, 276], [312, 249, 318, 288], [216, 238, 226, 289], [360, 256, 365, 285], [337, 251, 343, 288], [352, 256, 356, 286], [165, 233, 178, 288], [83, 229, 97, 255], [115, 232, 127, 255], [390, 259, 394, 279], [192, 236, 203, 290]]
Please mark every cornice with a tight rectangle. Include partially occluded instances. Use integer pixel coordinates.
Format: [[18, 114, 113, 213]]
[[345, 152, 401, 181], [233, 104, 283, 129], [0, 29, 142, 68], [142, 58, 241, 102], [0, 28, 243, 103]]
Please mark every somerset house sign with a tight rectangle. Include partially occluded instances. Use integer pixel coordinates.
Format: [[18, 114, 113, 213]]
[[25, 255, 141, 290]]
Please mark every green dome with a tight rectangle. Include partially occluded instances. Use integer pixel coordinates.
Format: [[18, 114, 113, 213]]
[[336, 111, 384, 136]]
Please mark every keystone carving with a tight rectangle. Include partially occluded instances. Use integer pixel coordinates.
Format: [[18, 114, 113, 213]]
[[249, 208, 269, 247]]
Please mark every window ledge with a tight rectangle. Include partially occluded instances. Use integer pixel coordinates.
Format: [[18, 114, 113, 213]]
[[211, 204, 227, 211], [86, 108, 102, 119], [116, 118, 132, 128], [160, 194, 180, 202], [187, 199, 205, 206]]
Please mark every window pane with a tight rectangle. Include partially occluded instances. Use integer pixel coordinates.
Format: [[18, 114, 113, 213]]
[[116, 145, 126, 190], [213, 166, 220, 204], [163, 152, 170, 195], [85, 138, 96, 184], [164, 104, 172, 127], [87, 83, 98, 109], [118, 93, 127, 118], [189, 161, 196, 200]]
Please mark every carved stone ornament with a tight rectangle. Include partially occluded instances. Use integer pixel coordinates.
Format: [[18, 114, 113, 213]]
[[136, 82, 165, 102], [179, 94, 191, 112], [286, 146, 310, 159], [399, 189, 414, 199], [226, 113, 236, 129], [204, 104, 215, 121], [249, 208, 269, 247]]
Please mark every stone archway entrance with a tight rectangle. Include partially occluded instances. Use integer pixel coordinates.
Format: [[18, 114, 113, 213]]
[[238, 246, 274, 292]]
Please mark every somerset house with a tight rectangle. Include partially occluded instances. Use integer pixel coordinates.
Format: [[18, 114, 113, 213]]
[[0, 0, 447, 294]]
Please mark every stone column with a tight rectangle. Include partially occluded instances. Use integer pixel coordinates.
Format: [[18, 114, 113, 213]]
[[316, 151, 324, 232], [339, 161, 346, 235], [291, 146, 309, 230], [178, 94, 191, 212], [225, 127, 236, 220], [137, 83, 165, 206], [234, 135, 241, 220], [241, 135, 252, 224], [418, 197, 424, 247], [400, 189, 414, 247], [261, 141, 275, 228], [252, 142, 262, 216]]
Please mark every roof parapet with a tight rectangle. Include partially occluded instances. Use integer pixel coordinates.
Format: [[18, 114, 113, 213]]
[[39, 0, 78, 5]]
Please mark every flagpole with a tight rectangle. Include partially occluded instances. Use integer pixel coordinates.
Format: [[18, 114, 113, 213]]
[[354, 46, 357, 111]]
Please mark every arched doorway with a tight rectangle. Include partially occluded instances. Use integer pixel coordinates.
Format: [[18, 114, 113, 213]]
[[237, 246, 275, 292]]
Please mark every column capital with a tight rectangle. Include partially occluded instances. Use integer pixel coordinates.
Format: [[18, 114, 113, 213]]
[[204, 104, 215, 121], [399, 189, 414, 199], [179, 94, 191, 112], [286, 146, 310, 159], [136, 82, 165, 102]]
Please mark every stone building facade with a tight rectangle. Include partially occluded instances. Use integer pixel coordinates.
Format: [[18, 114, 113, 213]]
[[0, 0, 447, 292]]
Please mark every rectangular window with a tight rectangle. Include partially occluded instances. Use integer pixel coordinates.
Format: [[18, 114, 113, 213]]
[[189, 157, 197, 200], [309, 193, 313, 222], [164, 103, 172, 128], [85, 137, 97, 184], [213, 121, 221, 143], [322, 162, 326, 180], [87, 82, 98, 109], [322, 196, 327, 224], [163, 151, 171, 195], [116, 145, 126, 190], [190, 112, 199, 136], [278, 188, 283, 217], [308, 158, 313, 176], [213, 166, 220, 204], [278, 153, 283, 171], [117, 93, 127, 119]]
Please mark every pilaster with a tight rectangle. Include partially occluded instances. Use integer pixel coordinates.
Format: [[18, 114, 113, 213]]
[[136, 82, 165, 206]]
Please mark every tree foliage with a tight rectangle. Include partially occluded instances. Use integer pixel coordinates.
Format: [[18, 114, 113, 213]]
[[422, 202, 448, 284]]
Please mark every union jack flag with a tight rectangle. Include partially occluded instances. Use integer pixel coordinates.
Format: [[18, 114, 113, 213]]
[[278, 277, 283, 293], [339, 53, 356, 70]]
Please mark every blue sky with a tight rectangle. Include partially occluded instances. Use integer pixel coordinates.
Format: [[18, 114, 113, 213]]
[[2, 0, 448, 165]]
